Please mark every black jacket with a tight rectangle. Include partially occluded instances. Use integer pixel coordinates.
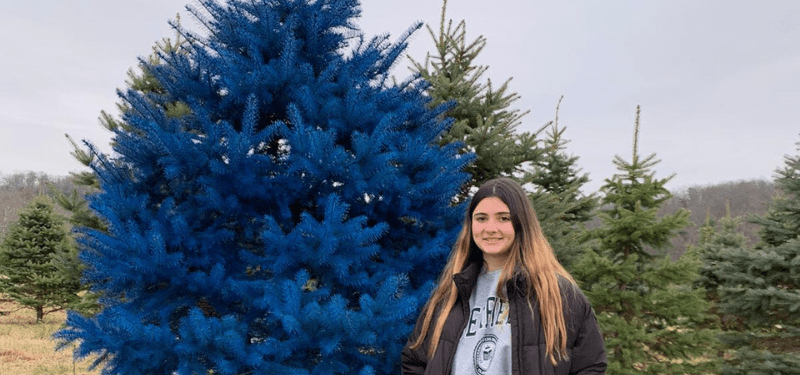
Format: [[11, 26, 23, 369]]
[[401, 262, 607, 375]]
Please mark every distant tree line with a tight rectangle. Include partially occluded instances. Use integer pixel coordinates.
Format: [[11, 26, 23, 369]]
[[661, 179, 777, 259], [0, 172, 78, 237], [1, 173, 778, 268]]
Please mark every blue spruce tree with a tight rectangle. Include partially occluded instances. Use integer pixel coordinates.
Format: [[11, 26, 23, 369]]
[[55, 1, 471, 374], [713, 143, 800, 374]]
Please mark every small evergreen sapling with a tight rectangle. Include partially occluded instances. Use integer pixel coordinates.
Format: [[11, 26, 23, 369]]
[[0, 196, 82, 322], [575, 106, 716, 375], [714, 143, 800, 374], [521, 97, 597, 271], [55, 1, 470, 374], [687, 209, 748, 305]]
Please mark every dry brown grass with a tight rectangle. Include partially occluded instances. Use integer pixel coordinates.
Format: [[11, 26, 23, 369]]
[[0, 299, 101, 375]]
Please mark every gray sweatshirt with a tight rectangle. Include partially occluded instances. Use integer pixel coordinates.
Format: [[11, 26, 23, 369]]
[[451, 268, 512, 375]]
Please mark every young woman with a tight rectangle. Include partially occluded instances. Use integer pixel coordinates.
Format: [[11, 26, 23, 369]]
[[402, 178, 606, 375]]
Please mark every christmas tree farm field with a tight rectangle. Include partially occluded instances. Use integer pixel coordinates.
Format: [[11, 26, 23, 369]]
[[0, 298, 99, 375]]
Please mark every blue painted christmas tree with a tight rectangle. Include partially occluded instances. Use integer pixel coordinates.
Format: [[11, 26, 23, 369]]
[[55, 1, 470, 374]]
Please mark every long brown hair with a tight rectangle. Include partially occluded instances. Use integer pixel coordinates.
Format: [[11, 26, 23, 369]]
[[409, 177, 575, 365]]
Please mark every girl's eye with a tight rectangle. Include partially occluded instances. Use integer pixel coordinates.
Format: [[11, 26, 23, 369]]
[[500, 216, 511, 222], [474, 216, 487, 223]]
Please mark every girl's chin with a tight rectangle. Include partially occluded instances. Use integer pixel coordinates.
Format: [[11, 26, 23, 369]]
[[481, 247, 510, 256]]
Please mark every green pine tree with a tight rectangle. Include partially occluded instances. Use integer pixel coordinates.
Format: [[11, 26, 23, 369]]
[[46, 20, 190, 316], [713, 144, 800, 375], [521, 97, 598, 270], [0, 196, 82, 323], [687, 207, 748, 305], [410, 0, 541, 201], [752, 149, 800, 248], [574, 106, 717, 374], [50, 16, 190, 216]]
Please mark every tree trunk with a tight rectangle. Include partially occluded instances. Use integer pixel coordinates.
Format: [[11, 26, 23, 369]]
[[36, 305, 44, 323]]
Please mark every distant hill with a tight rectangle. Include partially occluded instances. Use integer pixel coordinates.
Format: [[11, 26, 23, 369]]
[[661, 180, 778, 258], [584, 179, 776, 259], [661, 179, 776, 258]]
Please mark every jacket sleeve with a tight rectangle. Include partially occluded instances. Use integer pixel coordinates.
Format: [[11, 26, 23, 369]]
[[401, 312, 429, 375], [567, 288, 607, 375]]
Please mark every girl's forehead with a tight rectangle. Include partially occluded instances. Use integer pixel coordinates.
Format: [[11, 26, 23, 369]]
[[473, 196, 510, 213]]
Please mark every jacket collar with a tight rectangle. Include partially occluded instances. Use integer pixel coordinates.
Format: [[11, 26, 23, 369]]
[[452, 261, 482, 300], [453, 260, 529, 298]]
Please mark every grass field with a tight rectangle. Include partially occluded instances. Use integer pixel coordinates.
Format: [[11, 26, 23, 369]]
[[0, 298, 731, 374], [0, 300, 100, 375]]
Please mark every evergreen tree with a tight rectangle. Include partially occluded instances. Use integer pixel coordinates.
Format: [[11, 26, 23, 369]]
[[0, 196, 82, 322], [753, 148, 800, 248], [713, 144, 800, 374], [50, 15, 190, 232], [687, 208, 748, 304], [411, 2, 598, 272], [410, 0, 540, 200], [55, 1, 470, 374], [47, 19, 190, 316], [521, 97, 597, 270], [574, 106, 717, 374]]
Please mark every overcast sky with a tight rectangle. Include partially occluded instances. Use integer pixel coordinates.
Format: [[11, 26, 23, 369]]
[[2, 0, 798, 193]]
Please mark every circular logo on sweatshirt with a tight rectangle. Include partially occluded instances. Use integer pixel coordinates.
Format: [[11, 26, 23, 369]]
[[473, 334, 498, 374]]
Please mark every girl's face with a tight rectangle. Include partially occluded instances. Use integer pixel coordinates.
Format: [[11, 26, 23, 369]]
[[472, 197, 515, 270]]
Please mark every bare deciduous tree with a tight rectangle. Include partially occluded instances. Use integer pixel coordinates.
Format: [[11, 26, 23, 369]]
[[659, 179, 776, 258], [0, 172, 76, 238]]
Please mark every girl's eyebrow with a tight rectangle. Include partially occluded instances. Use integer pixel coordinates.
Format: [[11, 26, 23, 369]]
[[473, 211, 511, 216]]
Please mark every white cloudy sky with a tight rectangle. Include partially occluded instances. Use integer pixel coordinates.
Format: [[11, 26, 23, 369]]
[[2, 0, 798, 193]]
